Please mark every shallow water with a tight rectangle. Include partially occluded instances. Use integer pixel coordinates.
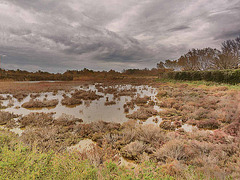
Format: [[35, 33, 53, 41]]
[[2, 84, 160, 124]]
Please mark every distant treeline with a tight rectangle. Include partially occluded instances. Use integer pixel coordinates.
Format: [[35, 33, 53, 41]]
[[164, 69, 240, 84], [0, 68, 160, 81], [158, 36, 240, 71], [0, 69, 73, 81]]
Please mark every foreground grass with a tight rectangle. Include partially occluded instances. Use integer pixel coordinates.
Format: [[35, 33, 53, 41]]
[[0, 130, 181, 180]]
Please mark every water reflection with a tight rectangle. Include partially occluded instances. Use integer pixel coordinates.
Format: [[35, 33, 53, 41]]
[[2, 84, 160, 124]]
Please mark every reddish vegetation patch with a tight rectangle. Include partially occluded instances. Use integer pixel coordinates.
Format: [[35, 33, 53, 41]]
[[159, 120, 176, 131], [54, 114, 83, 126], [126, 107, 157, 120], [61, 95, 83, 106], [13, 92, 28, 101], [22, 99, 59, 108], [20, 126, 79, 152], [156, 82, 240, 131], [0, 111, 17, 125], [123, 101, 135, 110], [18, 112, 55, 128], [30, 93, 41, 99], [104, 101, 116, 106], [121, 141, 146, 160], [197, 119, 220, 130], [116, 88, 137, 97], [132, 96, 150, 106], [72, 89, 103, 100], [224, 121, 240, 137], [0, 95, 7, 100]]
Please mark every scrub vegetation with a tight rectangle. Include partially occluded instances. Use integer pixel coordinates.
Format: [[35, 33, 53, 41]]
[[0, 78, 240, 179]]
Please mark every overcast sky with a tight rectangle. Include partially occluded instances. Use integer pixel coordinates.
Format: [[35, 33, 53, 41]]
[[0, 0, 239, 72]]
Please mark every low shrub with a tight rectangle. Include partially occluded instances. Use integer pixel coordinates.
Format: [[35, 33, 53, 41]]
[[154, 139, 188, 162], [121, 141, 146, 160], [197, 119, 220, 130]]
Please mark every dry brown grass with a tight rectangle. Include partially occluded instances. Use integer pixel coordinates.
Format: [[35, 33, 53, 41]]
[[54, 114, 83, 126], [0, 111, 17, 125], [121, 141, 146, 160], [18, 112, 55, 128], [20, 126, 79, 152], [154, 139, 187, 162]]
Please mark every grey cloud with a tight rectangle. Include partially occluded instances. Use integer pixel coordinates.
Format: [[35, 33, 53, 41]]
[[0, 0, 240, 72], [214, 30, 240, 40], [168, 25, 190, 32], [8, 28, 32, 36]]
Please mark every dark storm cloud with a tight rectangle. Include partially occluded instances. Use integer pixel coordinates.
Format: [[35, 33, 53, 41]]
[[168, 26, 190, 32], [214, 30, 240, 40], [0, 0, 240, 72]]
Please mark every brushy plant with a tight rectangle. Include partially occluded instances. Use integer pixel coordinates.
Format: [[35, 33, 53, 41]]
[[0, 130, 178, 180]]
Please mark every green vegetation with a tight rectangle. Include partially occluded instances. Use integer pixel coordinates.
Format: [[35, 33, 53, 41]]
[[163, 69, 240, 84], [157, 78, 240, 90]]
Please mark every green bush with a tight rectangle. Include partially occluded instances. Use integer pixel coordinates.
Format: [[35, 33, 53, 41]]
[[164, 69, 240, 84]]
